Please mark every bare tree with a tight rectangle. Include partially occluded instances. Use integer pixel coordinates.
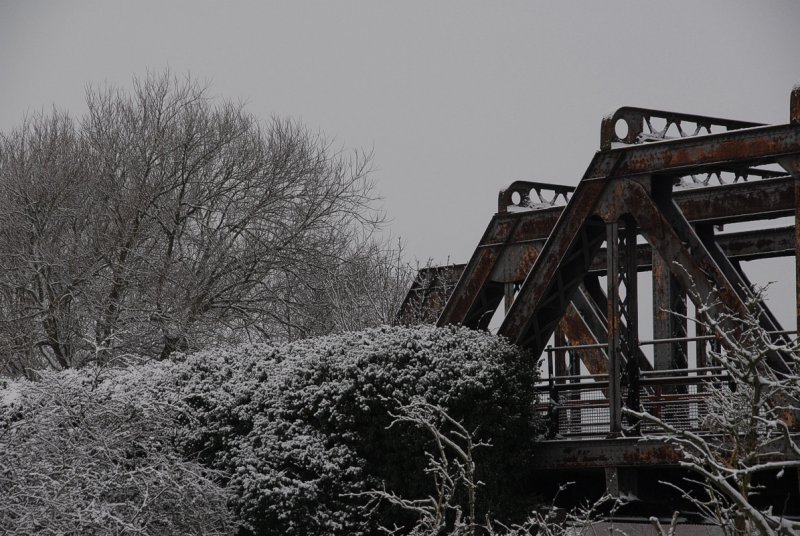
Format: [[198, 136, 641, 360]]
[[285, 237, 414, 338], [0, 366, 236, 534], [0, 71, 400, 372], [0, 111, 92, 373]]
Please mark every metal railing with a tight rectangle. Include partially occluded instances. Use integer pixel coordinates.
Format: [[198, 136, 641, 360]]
[[534, 368, 727, 438], [534, 367, 728, 437], [535, 331, 796, 439]]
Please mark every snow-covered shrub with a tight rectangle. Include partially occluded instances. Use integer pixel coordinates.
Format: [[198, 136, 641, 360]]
[[0, 325, 537, 535], [177, 325, 537, 535], [0, 365, 236, 535]]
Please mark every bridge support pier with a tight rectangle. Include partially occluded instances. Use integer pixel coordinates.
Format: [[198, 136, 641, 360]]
[[604, 466, 639, 499]]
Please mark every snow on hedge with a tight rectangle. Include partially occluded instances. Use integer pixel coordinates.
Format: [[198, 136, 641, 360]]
[[176, 325, 537, 534], [0, 365, 236, 535], [0, 325, 537, 535]]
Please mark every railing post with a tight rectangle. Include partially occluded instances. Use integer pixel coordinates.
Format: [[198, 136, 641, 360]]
[[569, 343, 581, 434], [554, 328, 568, 434], [545, 348, 558, 437]]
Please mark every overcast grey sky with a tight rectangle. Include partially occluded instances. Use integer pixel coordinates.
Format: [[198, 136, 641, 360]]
[[2, 1, 800, 326]]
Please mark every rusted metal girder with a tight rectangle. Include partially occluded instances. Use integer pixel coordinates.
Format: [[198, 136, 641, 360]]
[[397, 226, 794, 326], [600, 106, 763, 151], [606, 123, 800, 178], [529, 437, 684, 470], [448, 176, 796, 332], [493, 124, 800, 358], [492, 176, 794, 246], [489, 226, 796, 282], [652, 250, 687, 371], [426, 90, 800, 413], [528, 435, 800, 471], [527, 245, 651, 376], [490, 173, 610, 351], [606, 220, 623, 435], [497, 181, 574, 213]]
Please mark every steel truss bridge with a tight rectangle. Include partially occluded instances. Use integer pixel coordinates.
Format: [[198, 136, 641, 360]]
[[398, 87, 800, 513]]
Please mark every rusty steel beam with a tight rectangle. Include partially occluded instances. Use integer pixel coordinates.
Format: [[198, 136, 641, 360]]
[[444, 153, 615, 335], [455, 152, 621, 342], [497, 244, 612, 377], [528, 435, 800, 470], [500, 244, 624, 377], [606, 221, 623, 436], [435, 220, 512, 328], [486, 176, 794, 246], [510, 245, 613, 376], [731, 260, 790, 346], [670, 176, 795, 225], [493, 178, 795, 357], [697, 224, 790, 344], [590, 226, 795, 273], [652, 250, 687, 372], [714, 226, 795, 261], [500, 175, 792, 360], [629, 180, 792, 375], [569, 277, 652, 373], [629, 182, 748, 323], [440, 97, 800, 377], [600, 106, 762, 151], [490, 227, 795, 281], [494, 172, 611, 351], [498, 181, 574, 213], [402, 226, 794, 326], [560, 298, 609, 375], [607, 123, 800, 178], [528, 437, 684, 470]]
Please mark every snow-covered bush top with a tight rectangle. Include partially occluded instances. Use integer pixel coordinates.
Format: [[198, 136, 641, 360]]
[[0, 325, 537, 536], [175, 325, 537, 535]]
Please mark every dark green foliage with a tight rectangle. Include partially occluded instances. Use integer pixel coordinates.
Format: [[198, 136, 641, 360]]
[[176, 325, 538, 535]]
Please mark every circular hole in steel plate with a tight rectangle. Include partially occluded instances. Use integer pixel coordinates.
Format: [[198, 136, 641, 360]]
[[615, 118, 629, 140]]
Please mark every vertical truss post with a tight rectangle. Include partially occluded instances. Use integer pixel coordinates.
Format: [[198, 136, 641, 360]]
[[568, 343, 581, 434], [606, 221, 622, 436], [621, 216, 639, 362], [796, 176, 800, 333], [696, 322, 708, 369], [787, 80, 800, 333], [621, 215, 641, 433], [553, 327, 567, 435], [652, 252, 688, 371], [554, 327, 567, 378]]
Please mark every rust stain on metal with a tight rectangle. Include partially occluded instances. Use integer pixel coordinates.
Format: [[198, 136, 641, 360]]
[[621, 445, 683, 465]]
